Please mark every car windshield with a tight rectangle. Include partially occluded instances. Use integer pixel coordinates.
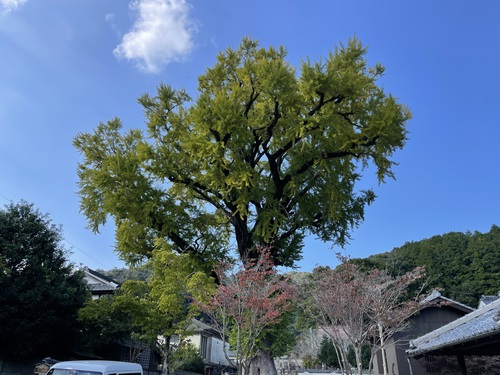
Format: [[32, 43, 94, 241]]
[[49, 369, 102, 375]]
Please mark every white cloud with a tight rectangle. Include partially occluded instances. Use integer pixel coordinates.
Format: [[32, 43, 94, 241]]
[[105, 13, 118, 34], [1, 0, 27, 15], [114, 0, 197, 74], [105, 13, 115, 23]]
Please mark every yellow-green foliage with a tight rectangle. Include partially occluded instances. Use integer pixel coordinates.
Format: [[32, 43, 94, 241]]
[[150, 239, 216, 316], [74, 36, 410, 272]]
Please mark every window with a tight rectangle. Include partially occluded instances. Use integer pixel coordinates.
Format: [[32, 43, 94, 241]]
[[48, 370, 102, 375], [200, 335, 209, 359]]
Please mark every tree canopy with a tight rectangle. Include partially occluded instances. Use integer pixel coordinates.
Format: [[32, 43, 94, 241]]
[[0, 201, 88, 359], [78, 280, 153, 361], [74, 37, 410, 269]]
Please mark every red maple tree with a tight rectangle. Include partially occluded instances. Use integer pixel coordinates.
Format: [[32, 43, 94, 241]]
[[199, 247, 296, 375]]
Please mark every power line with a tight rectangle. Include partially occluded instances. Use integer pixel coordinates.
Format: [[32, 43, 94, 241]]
[[0, 192, 113, 269], [63, 238, 112, 269], [0, 193, 12, 203]]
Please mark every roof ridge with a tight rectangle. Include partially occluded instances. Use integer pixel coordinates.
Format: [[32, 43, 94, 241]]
[[85, 267, 120, 286], [420, 290, 474, 313]]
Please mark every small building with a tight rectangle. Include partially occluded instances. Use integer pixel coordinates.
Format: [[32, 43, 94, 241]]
[[180, 319, 236, 375], [407, 296, 500, 374], [83, 267, 120, 299], [373, 290, 474, 375]]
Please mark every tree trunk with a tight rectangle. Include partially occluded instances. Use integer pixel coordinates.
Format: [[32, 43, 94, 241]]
[[339, 348, 352, 375], [331, 341, 348, 375], [367, 351, 375, 375], [354, 345, 363, 375], [378, 324, 388, 375], [248, 348, 277, 375], [248, 338, 277, 375], [161, 335, 171, 375]]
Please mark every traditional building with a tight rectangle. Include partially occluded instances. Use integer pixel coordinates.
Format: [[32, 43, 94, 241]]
[[177, 319, 236, 375], [83, 267, 120, 299], [407, 296, 500, 374], [373, 290, 473, 375]]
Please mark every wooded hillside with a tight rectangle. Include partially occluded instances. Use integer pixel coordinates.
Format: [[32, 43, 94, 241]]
[[354, 225, 500, 307]]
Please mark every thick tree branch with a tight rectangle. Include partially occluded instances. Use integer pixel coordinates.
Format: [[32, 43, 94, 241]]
[[269, 92, 344, 163], [166, 173, 232, 218], [244, 87, 260, 118], [282, 136, 379, 186]]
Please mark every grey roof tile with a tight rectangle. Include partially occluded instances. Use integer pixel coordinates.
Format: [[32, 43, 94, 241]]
[[407, 297, 500, 356]]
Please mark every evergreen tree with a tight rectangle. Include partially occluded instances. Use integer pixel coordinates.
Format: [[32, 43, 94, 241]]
[[170, 343, 205, 374], [318, 336, 339, 368], [0, 201, 88, 359]]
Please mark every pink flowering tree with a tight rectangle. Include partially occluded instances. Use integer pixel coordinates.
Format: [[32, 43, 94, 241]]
[[198, 247, 296, 375], [307, 254, 425, 375], [363, 266, 425, 375], [309, 257, 371, 375]]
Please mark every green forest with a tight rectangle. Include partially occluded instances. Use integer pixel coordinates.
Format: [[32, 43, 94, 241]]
[[353, 225, 500, 307]]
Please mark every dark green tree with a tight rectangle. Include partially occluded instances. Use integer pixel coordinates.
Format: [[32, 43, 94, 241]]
[[74, 37, 410, 374], [78, 281, 153, 361], [80, 258, 206, 375], [268, 312, 298, 360], [0, 201, 88, 359], [318, 336, 339, 368], [347, 345, 370, 369], [170, 343, 205, 374]]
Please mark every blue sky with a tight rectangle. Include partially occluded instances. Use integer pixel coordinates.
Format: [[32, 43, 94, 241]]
[[1, 0, 499, 271]]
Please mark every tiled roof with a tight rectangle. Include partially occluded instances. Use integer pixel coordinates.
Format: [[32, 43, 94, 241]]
[[85, 268, 120, 287], [479, 295, 500, 307], [420, 290, 474, 313], [83, 267, 120, 296], [407, 297, 500, 356], [87, 283, 118, 292]]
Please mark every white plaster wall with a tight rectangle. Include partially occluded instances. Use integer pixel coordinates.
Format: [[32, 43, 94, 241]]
[[209, 336, 231, 366]]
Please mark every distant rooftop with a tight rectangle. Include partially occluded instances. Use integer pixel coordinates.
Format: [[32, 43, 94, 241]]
[[479, 295, 500, 308], [83, 267, 120, 297], [421, 289, 474, 314]]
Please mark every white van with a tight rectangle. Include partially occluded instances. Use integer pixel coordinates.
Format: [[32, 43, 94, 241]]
[[47, 361, 143, 375]]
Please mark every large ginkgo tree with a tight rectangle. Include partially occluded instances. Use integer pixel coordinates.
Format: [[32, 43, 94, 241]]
[[74, 37, 410, 374]]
